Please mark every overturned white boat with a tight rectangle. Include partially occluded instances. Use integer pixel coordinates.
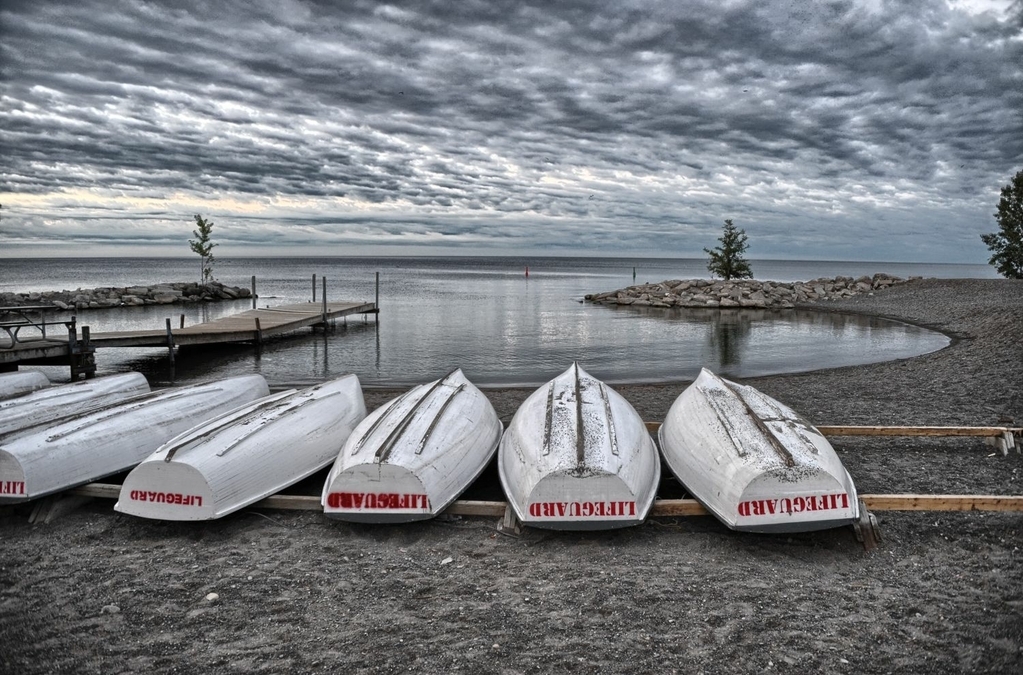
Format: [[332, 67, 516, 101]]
[[0, 375, 269, 504], [0, 371, 50, 401], [658, 368, 859, 533], [0, 372, 151, 437], [115, 375, 366, 521], [499, 363, 660, 530], [322, 369, 501, 523]]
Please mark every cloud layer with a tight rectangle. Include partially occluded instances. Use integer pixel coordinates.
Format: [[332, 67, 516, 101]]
[[1, 0, 1021, 260]]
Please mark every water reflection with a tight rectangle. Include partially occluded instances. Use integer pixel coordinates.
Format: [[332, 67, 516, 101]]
[[702, 309, 753, 367], [67, 302, 948, 388]]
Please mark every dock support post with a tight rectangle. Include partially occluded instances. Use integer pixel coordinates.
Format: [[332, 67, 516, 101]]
[[80, 326, 95, 379], [375, 271, 380, 324], [179, 314, 185, 330], [254, 317, 263, 347], [312, 274, 317, 303], [322, 277, 327, 327], [68, 321, 79, 382], [251, 276, 257, 309], [165, 318, 175, 368]]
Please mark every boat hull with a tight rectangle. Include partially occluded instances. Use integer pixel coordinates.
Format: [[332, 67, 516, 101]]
[[499, 363, 660, 530], [0, 371, 49, 401], [658, 368, 858, 533], [0, 372, 151, 437], [114, 375, 366, 521], [0, 375, 270, 504], [322, 369, 501, 523]]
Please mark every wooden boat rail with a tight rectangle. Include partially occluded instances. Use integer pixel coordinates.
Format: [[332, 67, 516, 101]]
[[644, 422, 1022, 455], [69, 483, 1023, 515]]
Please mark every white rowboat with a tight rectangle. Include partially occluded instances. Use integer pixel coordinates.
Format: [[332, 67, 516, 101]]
[[114, 375, 366, 520], [322, 369, 501, 523], [0, 375, 269, 503], [0, 372, 151, 437], [658, 368, 859, 533], [499, 363, 660, 530], [0, 371, 50, 401]]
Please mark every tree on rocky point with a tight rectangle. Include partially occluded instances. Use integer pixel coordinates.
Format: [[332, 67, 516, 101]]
[[981, 169, 1023, 279], [189, 214, 217, 286], [705, 219, 753, 280]]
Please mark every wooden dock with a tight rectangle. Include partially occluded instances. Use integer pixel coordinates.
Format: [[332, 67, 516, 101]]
[[89, 301, 377, 348], [0, 301, 377, 375]]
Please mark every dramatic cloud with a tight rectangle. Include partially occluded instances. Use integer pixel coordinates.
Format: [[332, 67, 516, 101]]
[[1, 0, 1020, 260]]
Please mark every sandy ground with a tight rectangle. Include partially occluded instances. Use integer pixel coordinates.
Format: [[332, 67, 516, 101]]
[[1, 278, 1021, 674]]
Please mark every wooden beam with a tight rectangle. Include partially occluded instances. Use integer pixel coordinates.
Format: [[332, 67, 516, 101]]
[[70, 484, 1023, 515], [860, 494, 1023, 511], [817, 426, 1022, 438], [644, 421, 1020, 440]]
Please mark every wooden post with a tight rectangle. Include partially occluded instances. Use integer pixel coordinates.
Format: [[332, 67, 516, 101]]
[[254, 317, 263, 347], [179, 314, 185, 329], [68, 323, 79, 382], [312, 274, 317, 302], [375, 271, 380, 324], [80, 326, 96, 379], [251, 275, 257, 309], [165, 318, 175, 368], [322, 276, 327, 326]]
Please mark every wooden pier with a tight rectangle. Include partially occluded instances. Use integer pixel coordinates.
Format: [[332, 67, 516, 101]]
[[90, 301, 377, 348], [0, 301, 377, 376]]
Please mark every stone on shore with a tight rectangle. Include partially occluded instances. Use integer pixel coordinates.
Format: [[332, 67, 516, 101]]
[[0, 281, 252, 311], [584, 273, 913, 309]]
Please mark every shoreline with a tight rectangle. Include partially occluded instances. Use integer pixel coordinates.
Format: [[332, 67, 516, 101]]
[[2, 277, 1021, 674]]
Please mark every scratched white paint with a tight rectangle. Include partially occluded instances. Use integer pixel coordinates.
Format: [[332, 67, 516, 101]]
[[0, 371, 50, 401], [322, 368, 501, 523], [116, 374, 365, 521], [499, 363, 660, 530], [0, 372, 150, 437], [658, 368, 859, 533], [0, 374, 269, 504]]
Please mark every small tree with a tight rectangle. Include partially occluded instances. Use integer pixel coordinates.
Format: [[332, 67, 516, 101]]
[[705, 218, 753, 280], [980, 169, 1023, 279], [189, 214, 217, 286]]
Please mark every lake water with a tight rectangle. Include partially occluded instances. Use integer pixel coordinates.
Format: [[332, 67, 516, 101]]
[[1, 256, 983, 386]]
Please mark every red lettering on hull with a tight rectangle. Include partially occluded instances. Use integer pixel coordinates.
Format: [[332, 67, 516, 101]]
[[527, 501, 638, 519], [736, 492, 852, 520], [128, 490, 203, 507], [325, 492, 430, 511], [1, 481, 26, 496]]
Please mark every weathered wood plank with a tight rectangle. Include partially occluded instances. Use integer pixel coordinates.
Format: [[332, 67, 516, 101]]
[[87, 302, 377, 348], [70, 484, 1023, 515], [860, 494, 1023, 511], [644, 421, 1019, 441], [817, 426, 1022, 438]]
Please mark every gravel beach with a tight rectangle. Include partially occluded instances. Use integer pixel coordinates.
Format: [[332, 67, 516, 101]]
[[1, 278, 1021, 674]]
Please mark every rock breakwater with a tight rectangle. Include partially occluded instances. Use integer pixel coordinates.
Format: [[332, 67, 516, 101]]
[[585, 273, 912, 309], [0, 281, 252, 311]]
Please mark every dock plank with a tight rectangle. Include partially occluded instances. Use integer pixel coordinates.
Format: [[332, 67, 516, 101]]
[[89, 301, 376, 348]]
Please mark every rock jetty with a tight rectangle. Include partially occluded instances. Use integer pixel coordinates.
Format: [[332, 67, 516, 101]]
[[0, 281, 252, 311], [585, 273, 912, 309]]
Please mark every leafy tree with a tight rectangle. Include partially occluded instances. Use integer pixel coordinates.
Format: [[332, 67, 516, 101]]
[[189, 214, 217, 286], [980, 169, 1023, 279], [705, 218, 753, 280]]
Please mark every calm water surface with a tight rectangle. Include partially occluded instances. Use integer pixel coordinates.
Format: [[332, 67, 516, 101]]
[[1, 256, 968, 386]]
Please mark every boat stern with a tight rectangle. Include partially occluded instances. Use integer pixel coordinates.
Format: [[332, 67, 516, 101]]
[[732, 468, 859, 533], [115, 461, 216, 521], [0, 449, 29, 504], [322, 463, 433, 523], [519, 470, 654, 530]]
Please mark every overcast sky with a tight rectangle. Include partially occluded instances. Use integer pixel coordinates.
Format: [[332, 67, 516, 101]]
[[1, 0, 1021, 261]]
